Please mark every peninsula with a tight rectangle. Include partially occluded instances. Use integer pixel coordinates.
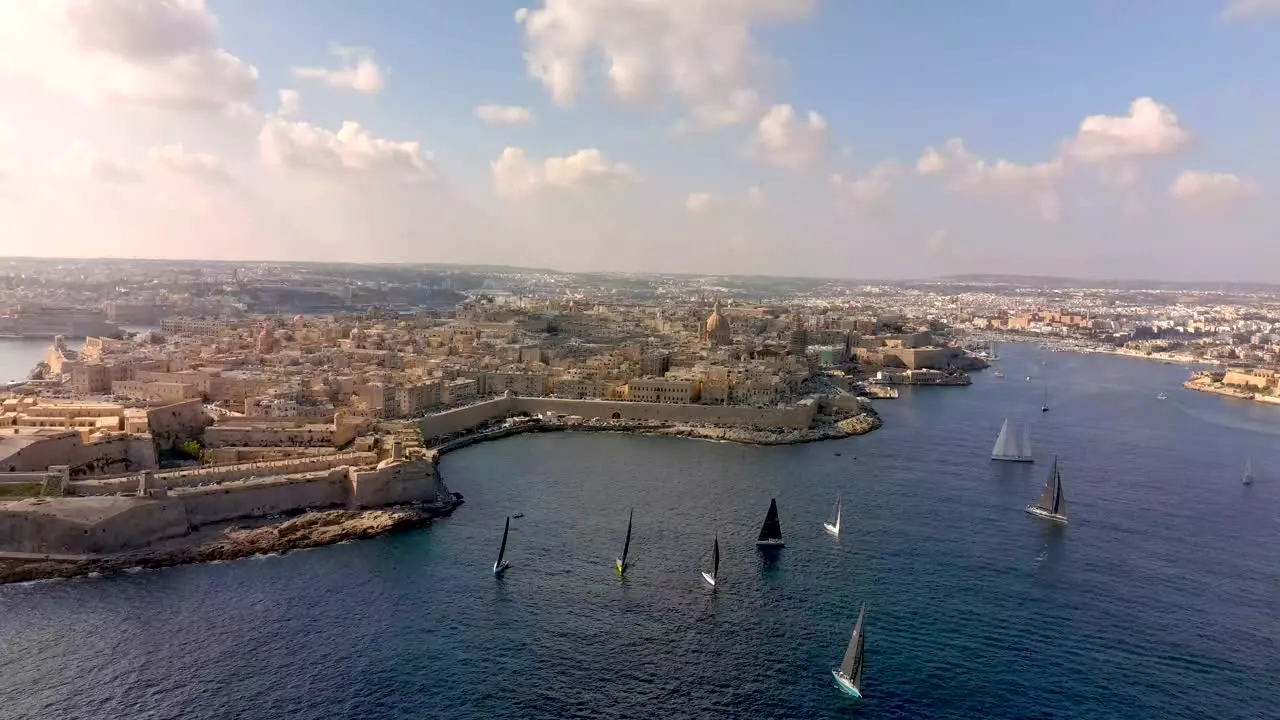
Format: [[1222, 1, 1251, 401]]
[[0, 261, 999, 584]]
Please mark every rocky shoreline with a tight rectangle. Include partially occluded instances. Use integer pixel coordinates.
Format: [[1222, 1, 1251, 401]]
[[0, 494, 463, 586]]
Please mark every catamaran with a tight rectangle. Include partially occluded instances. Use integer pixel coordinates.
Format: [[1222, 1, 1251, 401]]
[[991, 418, 1033, 462], [1243, 456, 1255, 486], [823, 493, 842, 537], [493, 516, 512, 576], [831, 603, 867, 698], [757, 498, 785, 548], [616, 508, 634, 576], [1026, 456, 1068, 524], [701, 533, 720, 587]]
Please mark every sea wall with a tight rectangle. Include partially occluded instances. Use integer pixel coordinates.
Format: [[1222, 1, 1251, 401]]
[[415, 396, 819, 441], [179, 469, 350, 527], [416, 398, 515, 440], [349, 459, 439, 508], [511, 397, 817, 430]]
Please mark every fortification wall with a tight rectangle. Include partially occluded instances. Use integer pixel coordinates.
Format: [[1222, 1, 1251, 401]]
[[69, 451, 378, 495], [146, 399, 207, 451], [0, 497, 189, 555], [178, 469, 350, 527], [349, 459, 440, 508], [0, 432, 157, 478], [202, 425, 337, 449], [416, 398, 515, 440], [204, 447, 340, 464], [510, 398, 817, 430]]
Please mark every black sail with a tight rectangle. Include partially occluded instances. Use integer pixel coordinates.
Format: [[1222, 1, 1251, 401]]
[[757, 499, 783, 542], [496, 516, 510, 567], [711, 535, 720, 580], [841, 603, 867, 683], [620, 508, 633, 568]]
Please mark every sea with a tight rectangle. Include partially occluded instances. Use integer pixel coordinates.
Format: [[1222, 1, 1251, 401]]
[[0, 343, 1276, 720]]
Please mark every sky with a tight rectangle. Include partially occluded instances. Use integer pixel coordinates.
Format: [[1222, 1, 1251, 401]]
[[0, 0, 1278, 281]]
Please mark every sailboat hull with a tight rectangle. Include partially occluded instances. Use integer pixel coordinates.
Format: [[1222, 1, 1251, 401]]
[[616, 559, 627, 576], [1025, 505, 1068, 524], [823, 522, 840, 536], [756, 539, 785, 548], [493, 561, 510, 576], [701, 571, 716, 587], [831, 670, 862, 698], [992, 455, 1034, 462]]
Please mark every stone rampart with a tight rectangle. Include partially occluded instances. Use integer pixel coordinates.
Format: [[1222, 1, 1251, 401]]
[[69, 451, 379, 495], [349, 459, 440, 508], [416, 398, 515, 440], [178, 469, 351, 527], [415, 396, 817, 443], [510, 397, 817, 430], [0, 454, 445, 555], [0, 497, 189, 555]]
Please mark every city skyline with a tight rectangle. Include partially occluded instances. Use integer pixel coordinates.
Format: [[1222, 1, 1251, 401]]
[[1, 1, 1279, 280]]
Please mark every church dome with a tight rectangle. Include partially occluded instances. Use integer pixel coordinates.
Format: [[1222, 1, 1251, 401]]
[[704, 301, 731, 345]]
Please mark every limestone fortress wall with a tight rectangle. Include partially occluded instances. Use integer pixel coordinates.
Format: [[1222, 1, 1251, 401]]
[[0, 457, 443, 557], [417, 396, 818, 442]]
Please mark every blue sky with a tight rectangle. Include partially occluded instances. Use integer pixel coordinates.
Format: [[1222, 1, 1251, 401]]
[[0, 0, 1278, 280]]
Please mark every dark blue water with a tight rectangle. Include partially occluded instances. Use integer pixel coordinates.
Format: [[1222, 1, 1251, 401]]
[[1, 345, 1277, 720]]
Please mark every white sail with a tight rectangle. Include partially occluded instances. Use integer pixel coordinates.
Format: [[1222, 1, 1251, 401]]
[[992, 419, 1033, 461]]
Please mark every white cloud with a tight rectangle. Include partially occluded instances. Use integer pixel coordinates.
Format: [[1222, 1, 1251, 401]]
[[830, 161, 902, 213], [0, 0, 258, 113], [1063, 97, 1192, 164], [1220, 0, 1280, 22], [752, 104, 830, 171], [515, 0, 813, 123], [278, 89, 301, 118], [291, 45, 386, 94], [492, 147, 636, 199], [147, 144, 230, 183], [258, 118, 436, 180], [686, 192, 717, 213], [1169, 171, 1259, 209], [916, 138, 1064, 222], [53, 142, 140, 183], [475, 104, 536, 126]]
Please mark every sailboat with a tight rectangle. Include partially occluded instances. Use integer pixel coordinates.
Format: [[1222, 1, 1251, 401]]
[[1041, 380, 1050, 412], [989, 343, 1000, 361], [991, 418, 1033, 462], [1026, 456, 1068, 524], [831, 603, 868, 698], [616, 508, 633, 576], [701, 533, 720, 587], [1242, 456, 1255, 486], [756, 498, 785, 547], [493, 516, 512, 576], [1156, 392, 1168, 400], [823, 493, 842, 537]]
